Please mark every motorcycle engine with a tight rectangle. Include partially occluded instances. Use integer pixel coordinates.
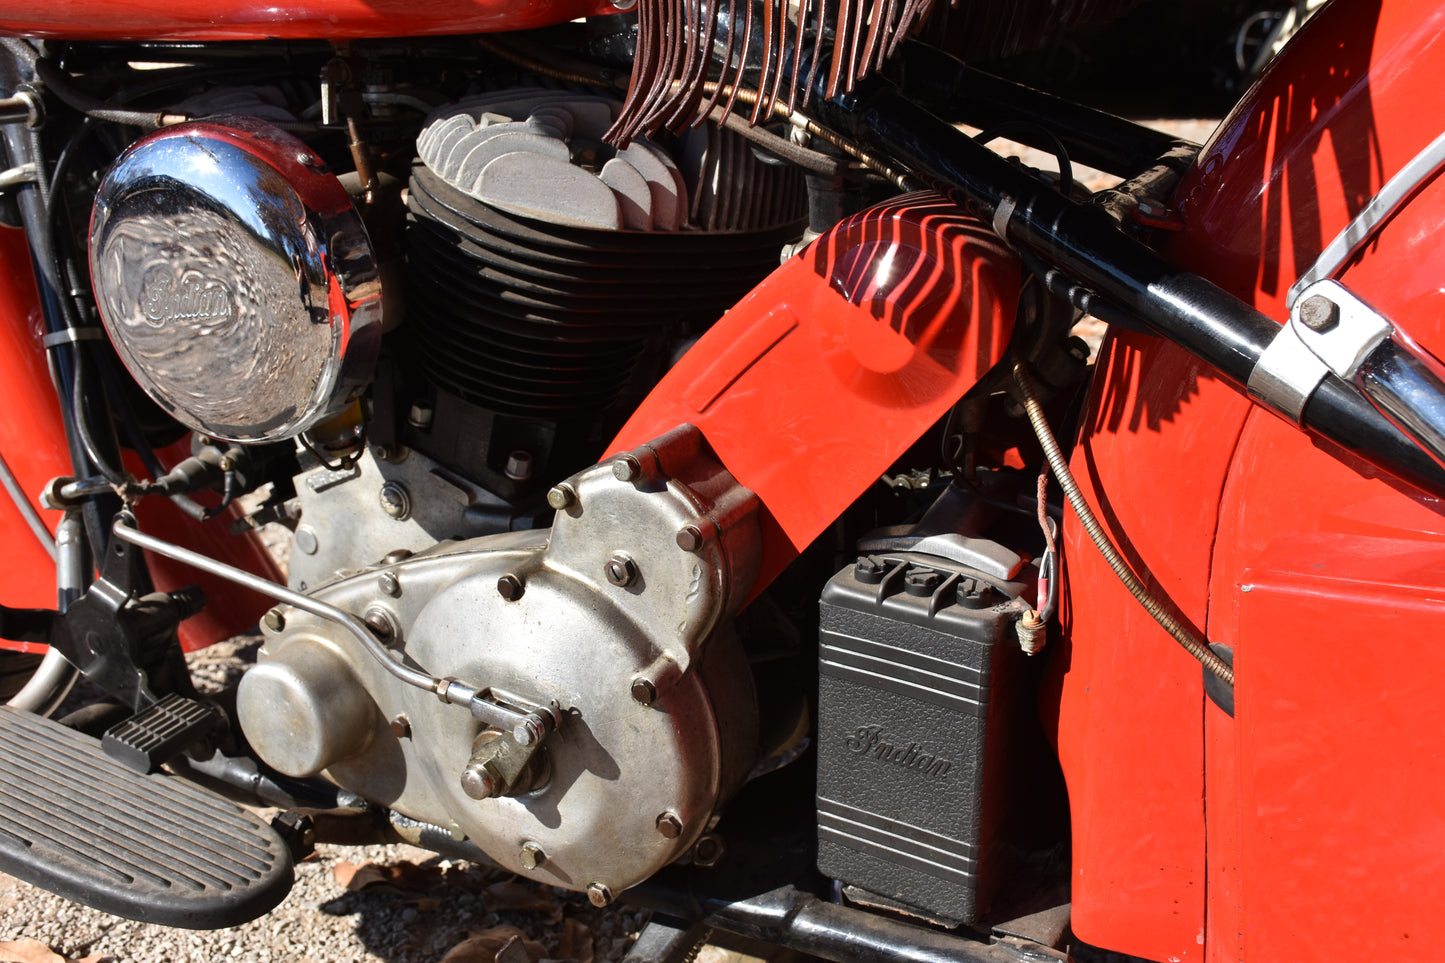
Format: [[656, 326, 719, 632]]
[[85, 84, 802, 901]]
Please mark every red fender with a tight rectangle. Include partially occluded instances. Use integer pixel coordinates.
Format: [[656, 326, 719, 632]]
[[0, 227, 281, 653], [611, 193, 1020, 600], [1060, 1, 1445, 960]]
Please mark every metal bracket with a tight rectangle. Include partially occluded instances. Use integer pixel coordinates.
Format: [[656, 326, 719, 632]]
[[1289, 279, 1392, 381], [1247, 320, 1329, 422]]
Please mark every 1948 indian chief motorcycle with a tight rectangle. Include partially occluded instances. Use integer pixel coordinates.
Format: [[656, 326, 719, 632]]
[[0, 0, 1441, 960]]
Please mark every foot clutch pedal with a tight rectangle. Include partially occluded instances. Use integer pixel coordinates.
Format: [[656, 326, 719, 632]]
[[0, 705, 293, 928]]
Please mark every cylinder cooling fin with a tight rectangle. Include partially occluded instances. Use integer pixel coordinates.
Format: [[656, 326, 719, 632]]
[[405, 89, 806, 420]]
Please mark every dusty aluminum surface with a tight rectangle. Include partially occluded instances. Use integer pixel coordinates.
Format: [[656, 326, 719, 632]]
[[247, 429, 761, 898]]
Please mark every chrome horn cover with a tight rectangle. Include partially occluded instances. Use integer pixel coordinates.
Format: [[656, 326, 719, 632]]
[[89, 117, 382, 443]]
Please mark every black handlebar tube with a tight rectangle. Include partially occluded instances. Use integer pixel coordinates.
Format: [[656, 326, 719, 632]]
[[813, 82, 1445, 495]]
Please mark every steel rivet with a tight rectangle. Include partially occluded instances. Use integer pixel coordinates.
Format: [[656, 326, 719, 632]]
[[295, 526, 320, 555]]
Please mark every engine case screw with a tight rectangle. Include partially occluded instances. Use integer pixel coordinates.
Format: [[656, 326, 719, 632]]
[[612, 454, 643, 482], [519, 841, 546, 870], [262, 608, 286, 632], [1298, 294, 1341, 332], [605, 553, 638, 587], [379, 481, 412, 520], [408, 402, 434, 429], [675, 525, 704, 552], [631, 677, 658, 706], [378, 572, 402, 597], [497, 573, 525, 601], [390, 714, 412, 739], [587, 882, 614, 907], [546, 484, 577, 511], [656, 812, 683, 839], [460, 760, 504, 800]]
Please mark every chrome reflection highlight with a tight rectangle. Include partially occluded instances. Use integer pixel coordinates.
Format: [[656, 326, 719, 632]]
[[89, 117, 382, 443]]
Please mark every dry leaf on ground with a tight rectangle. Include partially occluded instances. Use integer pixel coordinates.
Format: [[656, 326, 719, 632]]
[[559, 918, 595, 963], [483, 880, 564, 920], [333, 859, 445, 893], [439, 925, 548, 963]]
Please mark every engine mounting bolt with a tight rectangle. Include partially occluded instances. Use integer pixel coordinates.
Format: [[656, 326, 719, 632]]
[[631, 677, 658, 706], [513, 714, 545, 746], [656, 812, 683, 839], [262, 608, 286, 633], [390, 715, 412, 740], [379, 481, 412, 520], [1298, 294, 1340, 332], [692, 832, 726, 868], [504, 451, 534, 482], [378, 572, 402, 597], [295, 526, 320, 556], [408, 402, 434, 430], [675, 525, 704, 552], [546, 484, 577, 511], [605, 553, 638, 587], [519, 841, 546, 870], [587, 882, 614, 907], [612, 454, 643, 483], [497, 573, 525, 602]]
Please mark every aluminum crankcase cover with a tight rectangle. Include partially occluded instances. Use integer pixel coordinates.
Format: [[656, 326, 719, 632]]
[[89, 117, 382, 442]]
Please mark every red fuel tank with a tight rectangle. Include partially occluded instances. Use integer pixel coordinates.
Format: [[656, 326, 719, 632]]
[[0, 0, 616, 42]]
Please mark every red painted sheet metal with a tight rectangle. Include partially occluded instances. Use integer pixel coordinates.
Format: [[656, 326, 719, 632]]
[[0, 0, 617, 41], [1064, 0, 1445, 959], [610, 193, 1019, 598], [0, 228, 75, 653], [0, 228, 280, 653], [1053, 327, 1249, 962]]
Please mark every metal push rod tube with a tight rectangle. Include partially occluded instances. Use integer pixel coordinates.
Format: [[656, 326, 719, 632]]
[[813, 83, 1445, 495]]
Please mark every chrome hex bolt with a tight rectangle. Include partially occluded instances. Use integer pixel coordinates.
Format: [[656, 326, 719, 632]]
[[519, 841, 546, 870], [656, 812, 683, 839], [497, 573, 524, 601], [587, 882, 613, 907]]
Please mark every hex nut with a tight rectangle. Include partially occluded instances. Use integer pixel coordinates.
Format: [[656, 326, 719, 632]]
[[692, 832, 725, 868], [408, 402, 434, 429], [504, 451, 534, 482], [1298, 294, 1341, 332], [605, 553, 638, 587]]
